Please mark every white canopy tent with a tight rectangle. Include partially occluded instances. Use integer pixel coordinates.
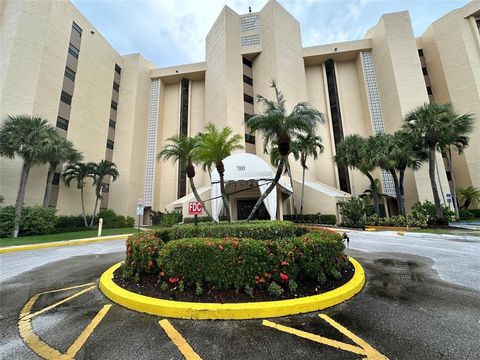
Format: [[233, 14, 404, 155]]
[[210, 153, 291, 221]]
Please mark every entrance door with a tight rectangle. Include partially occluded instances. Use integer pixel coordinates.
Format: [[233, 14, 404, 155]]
[[237, 199, 270, 220]]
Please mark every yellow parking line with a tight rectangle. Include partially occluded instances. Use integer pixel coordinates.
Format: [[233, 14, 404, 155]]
[[262, 320, 366, 356], [159, 319, 202, 360], [66, 304, 112, 358], [22, 285, 96, 321]]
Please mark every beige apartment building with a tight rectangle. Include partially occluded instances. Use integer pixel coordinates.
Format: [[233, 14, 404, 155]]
[[1, 0, 479, 222]]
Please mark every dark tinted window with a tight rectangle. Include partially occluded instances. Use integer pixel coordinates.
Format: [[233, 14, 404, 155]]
[[244, 94, 254, 104], [242, 57, 252, 67], [422, 67, 428, 76], [111, 100, 118, 111], [113, 81, 120, 92], [115, 64, 121, 75], [64, 66, 76, 81], [245, 133, 255, 144], [68, 43, 79, 59], [102, 184, 110, 193], [60, 91, 72, 105], [109, 119, 116, 129], [52, 173, 61, 185], [72, 21, 82, 37], [56, 116, 69, 131], [418, 49, 424, 57], [426, 86, 433, 95], [106, 139, 114, 150], [243, 75, 253, 86]]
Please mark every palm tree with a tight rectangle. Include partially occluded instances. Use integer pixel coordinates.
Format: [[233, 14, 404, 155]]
[[89, 160, 119, 227], [43, 136, 82, 208], [0, 115, 59, 237], [245, 81, 326, 221], [195, 123, 243, 221], [157, 134, 215, 221], [62, 161, 96, 228], [294, 133, 324, 215], [403, 103, 474, 224], [335, 135, 380, 216], [458, 186, 480, 210]]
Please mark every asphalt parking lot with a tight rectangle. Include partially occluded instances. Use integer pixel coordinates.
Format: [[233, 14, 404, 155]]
[[1, 231, 479, 360]]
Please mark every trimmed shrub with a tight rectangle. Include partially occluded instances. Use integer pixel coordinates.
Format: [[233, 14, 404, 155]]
[[0, 206, 57, 237], [168, 220, 305, 241], [469, 209, 480, 218], [0, 206, 15, 237], [320, 214, 337, 225], [183, 216, 212, 224], [123, 232, 164, 279], [411, 201, 454, 225], [55, 215, 92, 232], [339, 197, 366, 228], [365, 213, 427, 228], [459, 209, 474, 220], [160, 210, 182, 227]]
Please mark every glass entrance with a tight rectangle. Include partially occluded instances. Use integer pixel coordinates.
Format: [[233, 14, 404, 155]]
[[236, 199, 270, 220]]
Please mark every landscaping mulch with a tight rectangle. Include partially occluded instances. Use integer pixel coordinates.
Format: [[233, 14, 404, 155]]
[[112, 261, 355, 303]]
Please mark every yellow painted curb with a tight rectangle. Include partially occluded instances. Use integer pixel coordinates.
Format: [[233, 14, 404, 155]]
[[99, 257, 366, 320], [0, 234, 132, 254]]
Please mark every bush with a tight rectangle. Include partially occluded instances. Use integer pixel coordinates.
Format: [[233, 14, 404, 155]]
[[468, 209, 480, 218], [459, 209, 474, 220], [0, 206, 15, 237], [339, 197, 366, 228], [282, 214, 337, 225], [365, 213, 427, 228], [55, 214, 92, 232], [183, 216, 212, 224], [320, 214, 337, 225], [150, 210, 163, 226], [0, 206, 57, 237], [168, 220, 305, 241], [411, 201, 454, 225], [124, 232, 164, 278], [160, 210, 182, 227]]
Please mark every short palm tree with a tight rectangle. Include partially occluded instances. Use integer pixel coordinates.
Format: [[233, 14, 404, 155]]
[[62, 161, 96, 228], [245, 81, 326, 221], [335, 134, 380, 215], [0, 115, 59, 237], [157, 134, 214, 221], [403, 103, 474, 224], [458, 186, 480, 210], [294, 133, 324, 215], [195, 123, 243, 221], [89, 160, 119, 227], [43, 136, 83, 208]]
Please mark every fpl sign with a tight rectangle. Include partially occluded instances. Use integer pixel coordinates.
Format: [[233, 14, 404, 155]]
[[188, 202, 203, 215]]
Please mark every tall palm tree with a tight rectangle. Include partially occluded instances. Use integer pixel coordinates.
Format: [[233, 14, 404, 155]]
[[403, 103, 474, 224], [0, 115, 58, 237], [335, 134, 380, 216], [157, 134, 214, 221], [195, 123, 243, 221], [43, 136, 83, 208], [245, 81, 326, 221], [294, 133, 324, 215], [89, 160, 119, 227], [62, 161, 96, 228], [458, 186, 480, 210]]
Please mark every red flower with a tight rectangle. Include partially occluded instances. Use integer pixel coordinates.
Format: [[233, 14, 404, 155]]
[[147, 260, 153, 268], [258, 277, 265, 283], [232, 240, 239, 248], [279, 273, 289, 282], [264, 272, 271, 278], [218, 244, 224, 251], [159, 271, 165, 277], [127, 247, 132, 256], [281, 261, 289, 266], [168, 277, 179, 284]]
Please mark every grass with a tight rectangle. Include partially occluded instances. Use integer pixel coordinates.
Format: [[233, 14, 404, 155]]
[[0, 227, 141, 247], [411, 228, 479, 237]]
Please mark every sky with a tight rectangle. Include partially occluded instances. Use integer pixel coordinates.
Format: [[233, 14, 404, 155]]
[[71, 0, 470, 67]]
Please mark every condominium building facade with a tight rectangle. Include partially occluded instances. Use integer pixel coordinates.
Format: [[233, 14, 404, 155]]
[[1, 0, 479, 222]]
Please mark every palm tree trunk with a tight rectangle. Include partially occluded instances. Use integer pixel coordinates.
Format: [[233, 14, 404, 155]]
[[247, 157, 284, 221], [389, 169, 404, 216], [89, 196, 99, 228], [286, 164, 297, 217], [399, 168, 406, 216], [428, 147, 445, 222], [218, 172, 231, 222], [447, 149, 460, 220], [80, 186, 88, 228], [13, 161, 31, 237], [43, 162, 57, 208], [188, 176, 215, 222], [300, 165, 306, 216], [435, 157, 446, 206], [365, 172, 380, 216]]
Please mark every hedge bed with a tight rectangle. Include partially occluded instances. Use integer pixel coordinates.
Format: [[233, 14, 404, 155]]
[[116, 222, 351, 302]]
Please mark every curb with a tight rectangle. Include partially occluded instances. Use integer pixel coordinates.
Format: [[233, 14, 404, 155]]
[[99, 257, 366, 320], [0, 234, 132, 254]]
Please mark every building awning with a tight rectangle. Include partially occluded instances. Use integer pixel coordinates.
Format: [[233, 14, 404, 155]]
[[303, 181, 351, 201]]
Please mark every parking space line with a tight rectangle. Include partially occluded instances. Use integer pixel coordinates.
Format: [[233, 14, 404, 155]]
[[262, 320, 366, 356], [66, 304, 112, 358], [159, 319, 202, 360], [22, 285, 96, 321]]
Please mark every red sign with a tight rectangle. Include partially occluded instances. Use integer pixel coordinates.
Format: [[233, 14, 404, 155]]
[[188, 202, 203, 215]]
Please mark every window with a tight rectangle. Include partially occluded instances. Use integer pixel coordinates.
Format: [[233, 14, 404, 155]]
[[245, 133, 255, 144], [52, 173, 61, 186], [242, 57, 252, 68], [72, 21, 82, 37], [115, 64, 121, 75], [113, 81, 120, 92], [243, 74, 253, 86], [446, 171, 452, 181], [111, 100, 118, 111], [56, 116, 69, 131], [64, 66, 76, 81], [60, 91, 72, 105], [422, 67, 428, 76], [106, 139, 114, 150], [68, 43, 79, 59], [418, 49, 424, 57], [109, 119, 116, 129], [426, 86, 433, 95], [102, 184, 110, 193], [244, 94, 254, 104]]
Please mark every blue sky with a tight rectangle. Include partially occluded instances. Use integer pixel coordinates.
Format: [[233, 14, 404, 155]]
[[71, 0, 469, 67]]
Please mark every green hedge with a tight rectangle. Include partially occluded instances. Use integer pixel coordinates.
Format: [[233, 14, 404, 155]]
[[123, 228, 346, 293], [0, 206, 57, 237], [167, 220, 305, 241], [283, 214, 337, 225]]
